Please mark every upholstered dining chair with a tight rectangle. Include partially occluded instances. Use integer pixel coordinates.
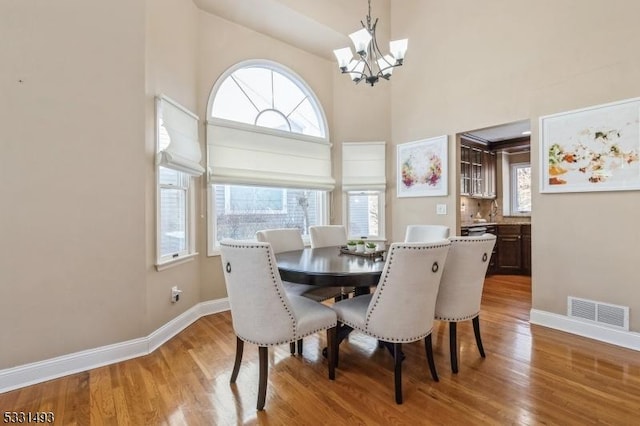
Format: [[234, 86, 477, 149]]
[[309, 225, 348, 248], [404, 224, 450, 242], [434, 234, 497, 373], [307, 225, 353, 299], [219, 240, 337, 411], [256, 228, 343, 355], [331, 241, 451, 404]]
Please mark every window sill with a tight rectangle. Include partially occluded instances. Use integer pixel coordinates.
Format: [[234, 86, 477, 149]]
[[155, 253, 199, 271]]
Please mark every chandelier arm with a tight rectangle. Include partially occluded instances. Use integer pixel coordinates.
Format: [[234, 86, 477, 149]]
[[336, 0, 406, 86]]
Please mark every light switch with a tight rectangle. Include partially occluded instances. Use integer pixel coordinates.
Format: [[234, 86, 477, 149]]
[[436, 204, 447, 215]]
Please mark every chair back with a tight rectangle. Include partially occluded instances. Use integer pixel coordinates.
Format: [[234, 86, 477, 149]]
[[256, 228, 304, 254], [434, 234, 497, 321], [365, 241, 451, 342], [404, 225, 450, 242], [219, 240, 296, 346], [309, 225, 348, 248]]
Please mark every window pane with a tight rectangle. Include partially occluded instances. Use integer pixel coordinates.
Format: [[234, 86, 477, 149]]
[[211, 77, 258, 124], [273, 71, 305, 115], [160, 188, 187, 256], [214, 185, 322, 241], [289, 98, 322, 137], [226, 186, 286, 213], [514, 165, 531, 212], [255, 110, 290, 132], [233, 67, 272, 111], [210, 63, 326, 138], [348, 192, 379, 238]]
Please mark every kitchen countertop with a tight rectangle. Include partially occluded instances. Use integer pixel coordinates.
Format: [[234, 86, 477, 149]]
[[461, 221, 530, 228]]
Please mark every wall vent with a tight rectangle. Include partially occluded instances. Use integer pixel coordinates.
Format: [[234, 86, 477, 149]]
[[567, 297, 629, 331]]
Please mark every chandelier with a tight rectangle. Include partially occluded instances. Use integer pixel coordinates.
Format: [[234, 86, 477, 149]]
[[333, 0, 408, 86]]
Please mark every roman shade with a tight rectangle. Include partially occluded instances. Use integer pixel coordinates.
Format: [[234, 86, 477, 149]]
[[342, 141, 386, 191], [156, 95, 204, 176], [207, 120, 335, 190]]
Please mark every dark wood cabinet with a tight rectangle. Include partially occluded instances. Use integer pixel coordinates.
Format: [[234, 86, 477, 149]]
[[497, 224, 523, 274], [460, 140, 496, 199], [521, 224, 531, 275]]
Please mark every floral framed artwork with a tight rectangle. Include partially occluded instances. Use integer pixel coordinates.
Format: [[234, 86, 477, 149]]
[[540, 97, 640, 193], [397, 135, 448, 197]]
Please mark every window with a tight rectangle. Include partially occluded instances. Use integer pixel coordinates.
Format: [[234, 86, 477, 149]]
[[225, 186, 287, 215], [212, 63, 325, 138], [511, 163, 531, 214], [159, 167, 190, 257], [156, 95, 202, 267], [212, 185, 326, 242], [206, 61, 332, 253], [346, 191, 384, 239], [341, 142, 386, 241]]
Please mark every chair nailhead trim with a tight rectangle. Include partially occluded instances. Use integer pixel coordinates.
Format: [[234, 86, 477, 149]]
[[220, 242, 298, 336], [363, 243, 450, 340], [337, 317, 433, 343], [435, 312, 479, 322]]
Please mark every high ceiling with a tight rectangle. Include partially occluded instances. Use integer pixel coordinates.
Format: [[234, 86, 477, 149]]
[[192, 0, 389, 60]]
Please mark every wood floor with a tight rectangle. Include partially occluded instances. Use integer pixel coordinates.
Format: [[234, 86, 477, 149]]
[[2, 275, 640, 425]]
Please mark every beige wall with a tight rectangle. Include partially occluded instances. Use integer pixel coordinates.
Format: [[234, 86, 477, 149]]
[[391, 0, 640, 329], [0, 0, 147, 368], [145, 0, 203, 330]]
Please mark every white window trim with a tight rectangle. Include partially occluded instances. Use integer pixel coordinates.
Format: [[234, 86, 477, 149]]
[[155, 95, 200, 269], [207, 59, 329, 140], [510, 162, 531, 216], [155, 169, 198, 269], [343, 189, 386, 242]]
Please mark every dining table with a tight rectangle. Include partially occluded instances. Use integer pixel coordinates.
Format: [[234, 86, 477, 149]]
[[275, 245, 385, 293]]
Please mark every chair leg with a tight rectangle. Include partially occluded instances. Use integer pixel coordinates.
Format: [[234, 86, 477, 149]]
[[449, 321, 458, 374], [257, 346, 268, 411], [326, 327, 336, 380], [289, 342, 295, 355], [424, 334, 439, 382], [297, 339, 303, 356], [473, 316, 486, 358], [230, 337, 244, 383], [394, 342, 403, 404]]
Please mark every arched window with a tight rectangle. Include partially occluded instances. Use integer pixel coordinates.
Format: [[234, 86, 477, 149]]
[[210, 61, 326, 138], [206, 61, 333, 252]]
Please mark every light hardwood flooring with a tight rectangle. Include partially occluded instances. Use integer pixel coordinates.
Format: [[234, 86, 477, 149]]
[[2, 275, 640, 425]]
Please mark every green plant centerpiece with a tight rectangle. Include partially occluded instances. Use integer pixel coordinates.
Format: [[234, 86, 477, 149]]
[[347, 240, 357, 251], [365, 242, 377, 253], [356, 240, 365, 252]]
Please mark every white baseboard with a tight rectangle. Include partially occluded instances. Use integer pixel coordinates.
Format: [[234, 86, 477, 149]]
[[0, 298, 230, 394], [530, 309, 640, 352]]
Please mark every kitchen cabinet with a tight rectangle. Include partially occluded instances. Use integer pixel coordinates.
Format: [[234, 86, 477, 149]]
[[495, 224, 531, 275], [483, 150, 496, 198], [460, 141, 496, 199], [521, 224, 531, 275]]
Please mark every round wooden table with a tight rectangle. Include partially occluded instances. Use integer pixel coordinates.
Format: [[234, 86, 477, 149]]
[[275, 246, 385, 288]]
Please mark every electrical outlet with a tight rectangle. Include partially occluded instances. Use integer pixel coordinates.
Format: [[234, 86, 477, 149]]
[[171, 286, 183, 303], [436, 204, 447, 215]]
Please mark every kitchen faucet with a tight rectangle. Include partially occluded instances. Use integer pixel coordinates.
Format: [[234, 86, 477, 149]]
[[489, 200, 499, 222]]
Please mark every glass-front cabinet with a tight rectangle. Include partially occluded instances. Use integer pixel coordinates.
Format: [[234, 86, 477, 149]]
[[460, 140, 496, 199]]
